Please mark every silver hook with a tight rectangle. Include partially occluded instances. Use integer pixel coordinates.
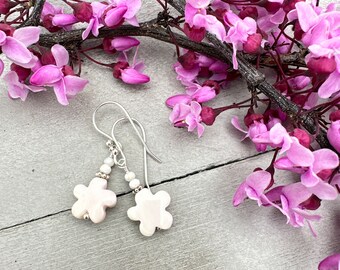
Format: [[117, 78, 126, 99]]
[[111, 118, 150, 189], [92, 101, 161, 163]]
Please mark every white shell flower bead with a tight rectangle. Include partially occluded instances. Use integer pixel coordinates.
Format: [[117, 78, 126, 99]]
[[127, 188, 173, 236], [72, 177, 117, 223]]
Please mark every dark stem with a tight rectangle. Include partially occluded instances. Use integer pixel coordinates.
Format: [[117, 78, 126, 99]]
[[167, 0, 330, 148], [18, 0, 45, 28]]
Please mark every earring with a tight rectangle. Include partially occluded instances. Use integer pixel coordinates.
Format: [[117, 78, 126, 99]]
[[111, 117, 173, 236], [70, 103, 127, 223]]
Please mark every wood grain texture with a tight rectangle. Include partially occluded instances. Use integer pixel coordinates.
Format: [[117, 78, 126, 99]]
[[1, 153, 339, 270], [0, 30, 258, 229]]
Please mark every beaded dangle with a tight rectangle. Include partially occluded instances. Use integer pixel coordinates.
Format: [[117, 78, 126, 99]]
[[111, 117, 173, 237]]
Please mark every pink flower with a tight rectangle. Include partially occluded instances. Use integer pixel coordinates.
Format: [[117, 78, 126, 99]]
[[231, 116, 268, 152], [271, 183, 321, 235], [257, 7, 285, 33], [233, 170, 273, 206], [52, 14, 78, 27], [104, 0, 141, 27], [4, 71, 45, 101], [110, 36, 140, 51], [82, 2, 107, 39], [328, 120, 340, 153], [223, 11, 258, 69], [169, 101, 205, 137], [0, 25, 40, 70], [275, 148, 339, 200], [319, 253, 340, 270], [174, 61, 200, 84], [30, 44, 88, 105], [184, 0, 226, 42], [166, 83, 217, 107], [113, 49, 150, 84]]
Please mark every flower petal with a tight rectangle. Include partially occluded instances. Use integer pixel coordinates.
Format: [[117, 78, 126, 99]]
[[64, 75, 88, 96], [308, 181, 338, 200], [13, 27, 40, 47], [318, 71, 340, 98], [51, 44, 69, 67], [286, 138, 314, 167], [52, 14, 78, 26], [165, 94, 192, 108], [312, 149, 339, 173], [30, 65, 62, 85], [104, 6, 127, 27], [2, 37, 32, 64], [53, 79, 69, 105], [120, 68, 150, 84]]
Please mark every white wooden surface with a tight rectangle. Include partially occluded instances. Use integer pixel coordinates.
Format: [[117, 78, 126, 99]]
[[0, 1, 338, 269]]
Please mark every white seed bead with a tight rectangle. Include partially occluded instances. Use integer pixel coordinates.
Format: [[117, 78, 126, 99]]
[[100, 164, 111, 174], [125, 171, 136, 182], [104, 157, 114, 167], [129, 179, 140, 189]]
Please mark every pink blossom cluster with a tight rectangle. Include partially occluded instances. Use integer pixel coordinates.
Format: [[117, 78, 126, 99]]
[[233, 115, 340, 235], [0, 24, 88, 105], [166, 50, 230, 137], [0, 0, 150, 105]]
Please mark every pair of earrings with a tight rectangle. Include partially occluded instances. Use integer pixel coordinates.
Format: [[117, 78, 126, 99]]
[[71, 101, 173, 237]]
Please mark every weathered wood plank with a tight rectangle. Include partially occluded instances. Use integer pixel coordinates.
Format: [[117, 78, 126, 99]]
[[0, 153, 338, 269], [0, 33, 258, 228]]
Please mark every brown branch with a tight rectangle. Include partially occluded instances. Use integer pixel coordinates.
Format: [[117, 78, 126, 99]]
[[36, 0, 328, 147], [18, 0, 45, 28], [167, 0, 330, 148]]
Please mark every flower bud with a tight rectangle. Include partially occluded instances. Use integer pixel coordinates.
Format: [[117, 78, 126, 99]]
[[178, 50, 197, 70], [10, 63, 31, 81], [203, 80, 220, 94], [0, 23, 14, 36], [282, 0, 303, 13], [40, 50, 56, 65], [293, 21, 303, 40], [183, 23, 206, 42], [238, 7, 258, 20], [307, 57, 337, 74], [201, 106, 216, 126], [62, 65, 75, 76], [317, 169, 333, 181], [300, 195, 321, 210], [243, 33, 262, 54], [0, 0, 16, 15], [263, 1, 281, 13], [42, 14, 62, 33], [244, 111, 263, 127], [330, 110, 340, 122], [112, 61, 129, 78], [102, 37, 116, 54], [290, 128, 311, 148], [71, 2, 93, 23]]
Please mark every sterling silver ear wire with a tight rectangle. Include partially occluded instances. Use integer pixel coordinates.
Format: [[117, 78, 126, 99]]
[[71, 101, 173, 236], [111, 117, 173, 237], [70, 101, 153, 224]]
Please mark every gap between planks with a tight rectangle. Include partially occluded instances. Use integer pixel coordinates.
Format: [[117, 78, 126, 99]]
[[0, 150, 271, 232]]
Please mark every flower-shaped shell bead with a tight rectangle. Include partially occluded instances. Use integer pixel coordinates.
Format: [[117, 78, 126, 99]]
[[127, 188, 173, 236], [72, 177, 117, 223]]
